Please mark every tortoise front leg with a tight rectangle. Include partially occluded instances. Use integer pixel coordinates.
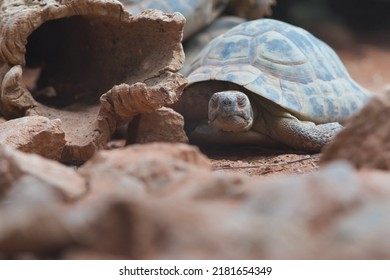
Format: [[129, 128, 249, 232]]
[[269, 117, 343, 153]]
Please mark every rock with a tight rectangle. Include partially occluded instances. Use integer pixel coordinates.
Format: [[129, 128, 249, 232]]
[[66, 165, 250, 259], [220, 162, 390, 259], [0, 145, 86, 202], [318, 168, 390, 259], [221, 162, 361, 259], [72, 161, 390, 259], [321, 91, 390, 169], [78, 143, 211, 198], [0, 176, 75, 254], [65, 194, 235, 259], [0, 116, 65, 160], [0, 146, 87, 254], [127, 107, 188, 144], [4, 142, 390, 259], [0, 1, 186, 163]]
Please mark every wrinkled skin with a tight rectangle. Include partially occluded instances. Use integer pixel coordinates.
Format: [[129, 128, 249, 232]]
[[208, 91, 253, 132]]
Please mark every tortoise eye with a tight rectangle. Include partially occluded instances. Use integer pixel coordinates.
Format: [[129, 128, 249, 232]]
[[237, 96, 247, 107], [209, 97, 218, 108]]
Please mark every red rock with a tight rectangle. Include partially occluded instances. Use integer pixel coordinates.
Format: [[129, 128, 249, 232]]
[[4, 144, 390, 259], [0, 146, 87, 254], [0, 145, 86, 202], [128, 107, 188, 144], [0, 176, 74, 254], [78, 143, 210, 198], [0, 116, 65, 160], [72, 161, 390, 259]]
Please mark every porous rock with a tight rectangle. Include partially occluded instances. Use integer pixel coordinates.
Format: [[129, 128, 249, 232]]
[[128, 107, 189, 144], [0, 115, 65, 160], [0, 0, 186, 162], [321, 90, 390, 169]]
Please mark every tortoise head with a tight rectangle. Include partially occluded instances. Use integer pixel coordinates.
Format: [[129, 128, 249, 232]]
[[208, 91, 253, 132]]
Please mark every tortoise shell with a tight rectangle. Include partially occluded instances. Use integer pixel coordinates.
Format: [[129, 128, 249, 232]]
[[186, 19, 372, 123]]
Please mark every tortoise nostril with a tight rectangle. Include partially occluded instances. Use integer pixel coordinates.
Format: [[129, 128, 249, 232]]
[[222, 99, 232, 106]]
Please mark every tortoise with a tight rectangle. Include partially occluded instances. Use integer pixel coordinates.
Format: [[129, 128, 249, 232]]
[[174, 19, 372, 153]]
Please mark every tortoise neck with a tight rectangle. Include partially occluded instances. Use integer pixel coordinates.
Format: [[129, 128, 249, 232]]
[[248, 95, 259, 121]]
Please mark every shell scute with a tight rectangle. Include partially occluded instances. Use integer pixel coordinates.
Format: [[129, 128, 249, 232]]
[[309, 96, 325, 118], [217, 64, 258, 84], [340, 106, 350, 118], [284, 90, 303, 113], [256, 31, 307, 65], [206, 35, 251, 65]]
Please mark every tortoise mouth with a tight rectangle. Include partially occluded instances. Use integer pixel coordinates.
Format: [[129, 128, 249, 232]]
[[209, 114, 253, 132]]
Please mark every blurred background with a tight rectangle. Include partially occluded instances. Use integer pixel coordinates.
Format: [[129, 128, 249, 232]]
[[273, 0, 390, 30], [267, 0, 390, 93]]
